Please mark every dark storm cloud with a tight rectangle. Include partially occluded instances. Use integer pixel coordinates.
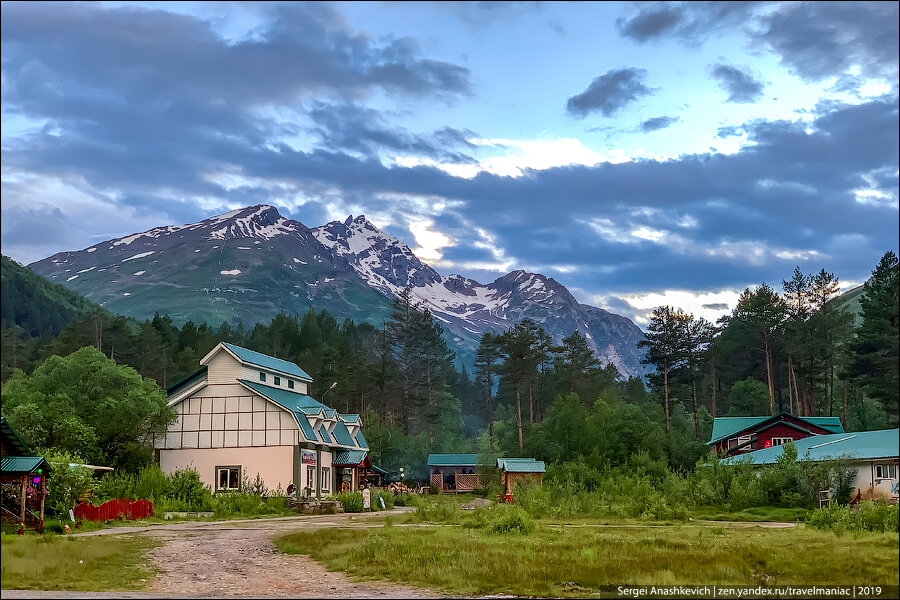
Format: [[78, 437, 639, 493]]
[[710, 64, 765, 103], [639, 116, 679, 132], [616, 1, 899, 81], [566, 68, 655, 118], [701, 303, 729, 310]]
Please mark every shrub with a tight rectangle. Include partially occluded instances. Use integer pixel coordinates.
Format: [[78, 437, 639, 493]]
[[336, 492, 364, 513], [44, 451, 94, 517], [168, 468, 211, 510], [807, 500, 899, 534], [474, 505, 535, 534], [411, 495, 461, 522]]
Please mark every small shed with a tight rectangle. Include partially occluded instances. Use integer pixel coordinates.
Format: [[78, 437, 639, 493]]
[[1, 417, 50, 531], [427, 454, 490, 493], [497, 458, 545, 495]]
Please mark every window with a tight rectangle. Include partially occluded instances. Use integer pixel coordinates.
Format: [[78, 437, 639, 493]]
[[321, 467, 330, 492], [274, 376, 281, 386], [307, 465, 316, 491], [771, 437, 793, 446], [259, 372, 266, 382], [216, 466, 241, 491], [875, 464, 897, 479], [288, 380, 294, 389]]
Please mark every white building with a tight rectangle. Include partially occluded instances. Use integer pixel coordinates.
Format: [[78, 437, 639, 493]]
[[157, 342, 371, 496]]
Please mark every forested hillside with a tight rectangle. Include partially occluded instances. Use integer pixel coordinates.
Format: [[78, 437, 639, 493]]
[[1, 255, 99, 336], [2, 251, 897, 479]]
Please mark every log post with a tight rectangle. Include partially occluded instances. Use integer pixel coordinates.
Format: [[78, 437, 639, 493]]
[[20, 474, 27, 523]]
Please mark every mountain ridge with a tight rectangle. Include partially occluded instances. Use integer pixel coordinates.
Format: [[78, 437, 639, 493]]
[[29, 205, 649, 377]]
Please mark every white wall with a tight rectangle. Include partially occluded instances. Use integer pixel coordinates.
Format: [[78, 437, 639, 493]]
[[851, 459, 899, 500], [160, 446, 294, 491], [164, 389, 299, 450]]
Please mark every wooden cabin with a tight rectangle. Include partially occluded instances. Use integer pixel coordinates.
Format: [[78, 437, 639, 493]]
[[427, 454, 488, 493], [497, 458, 545, 495]]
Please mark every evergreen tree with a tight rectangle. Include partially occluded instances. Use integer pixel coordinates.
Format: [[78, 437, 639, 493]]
[[638, 306, 684, 432], [846, 251, 900, 425]]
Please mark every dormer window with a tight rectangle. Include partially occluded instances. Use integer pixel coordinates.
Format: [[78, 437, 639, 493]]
[[259, 372, 266, 382], [288, 380, 294, 389], [274, 376, 281, 386]]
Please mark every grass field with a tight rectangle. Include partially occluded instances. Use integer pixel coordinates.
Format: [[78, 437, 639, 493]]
[[0, 533, 158, 591], [276, 522, 899, 597]]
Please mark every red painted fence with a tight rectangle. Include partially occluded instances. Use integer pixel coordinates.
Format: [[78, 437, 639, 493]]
[[73, 498, 154, 521]]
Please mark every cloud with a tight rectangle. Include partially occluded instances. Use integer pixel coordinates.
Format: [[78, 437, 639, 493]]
[[566, 68, 655, 118], [756, 1, 899, 82], [616, 1, 758, 44], [710, 63, 765, 103], [616, 2, 899, 82], [639, 116, 679, 132]]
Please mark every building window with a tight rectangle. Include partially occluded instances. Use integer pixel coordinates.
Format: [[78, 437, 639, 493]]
[[875, 464, 897, 479], [321, 467, 330, 492], [274, 376, 281, 386], [771, 437, 793, 446], [259, 372, 266, 382], [288, 380, 294, 389], [306, 465, 316, 492], [216, 466, 241, 491]]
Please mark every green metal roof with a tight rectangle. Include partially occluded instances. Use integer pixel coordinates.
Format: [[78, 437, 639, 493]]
[[239, 379, 327, 412], [340, 413, 360, 423], [317, 426, 333, 444], [709, 413, 845, 445], [166, 365, 208, 395], [1, 417, 34, 456], [293, 411, 318, 443], [354, 429, 369, 450], [224, 343, 312, 381], [330, 421, 356, 447], [724, 428, 899, 466], [427, 454, 490, 467], [496, 458, 546, 473], [1, 456, 48, 474], [333, 450, 368, 465]]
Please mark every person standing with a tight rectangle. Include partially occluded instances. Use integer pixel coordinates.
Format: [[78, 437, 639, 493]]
[[362, 485, 371, 511]]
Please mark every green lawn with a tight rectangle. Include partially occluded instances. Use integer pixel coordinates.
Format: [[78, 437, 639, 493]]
[[0, 532, 158, 591], [276, 522, 899, 597]]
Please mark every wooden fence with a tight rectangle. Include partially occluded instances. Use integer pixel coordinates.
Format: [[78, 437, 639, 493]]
[[74, 498, 154, 521]]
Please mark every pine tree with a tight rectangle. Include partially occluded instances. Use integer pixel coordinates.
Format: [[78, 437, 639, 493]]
[[846, 251, 900, 425], [474, 332, 502, 448], [638, 306, 685, 432]]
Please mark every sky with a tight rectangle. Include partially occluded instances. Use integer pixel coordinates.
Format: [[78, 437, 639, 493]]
[[2, 1, 898, 326]]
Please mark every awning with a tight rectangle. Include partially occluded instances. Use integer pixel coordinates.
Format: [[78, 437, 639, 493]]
[[1, 456, 49, 474], [333, 450, 368, 466]]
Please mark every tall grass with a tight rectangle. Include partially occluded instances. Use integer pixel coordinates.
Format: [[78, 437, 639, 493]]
[[807, 500, 899, 534], [1, 533, 158, 591], [275, 523, 899, 596]]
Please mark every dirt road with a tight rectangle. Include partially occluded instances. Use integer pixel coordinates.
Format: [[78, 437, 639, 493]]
[[4, 509, 438, 599]]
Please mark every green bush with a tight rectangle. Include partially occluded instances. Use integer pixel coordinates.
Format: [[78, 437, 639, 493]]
[[336, 492, 364, 513], [411, 495, 462, 522], [807, 501, 899, 534], [168, 468, 210, 508], [474, 504, 535, 534]]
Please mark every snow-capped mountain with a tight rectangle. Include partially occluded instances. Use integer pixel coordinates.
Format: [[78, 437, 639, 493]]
[[30, 205, 648, 376], [313, 215, 647, 376]]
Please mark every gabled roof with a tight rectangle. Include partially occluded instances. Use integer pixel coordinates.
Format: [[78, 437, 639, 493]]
[[1, 456, 48, 474], [497, 458, 546, 473], [317, 426, 333, 444], [220, 342, 312, 381], [339, 413, 360, 424], [354, 430, 369, 450], [708, 413, 845, 445], [1, 417, 34, 456], [426, 454, 490, 467], [725, 428, 899, 465]]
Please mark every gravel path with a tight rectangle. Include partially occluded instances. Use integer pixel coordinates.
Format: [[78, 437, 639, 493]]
[[3, 509, 438, 599]]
